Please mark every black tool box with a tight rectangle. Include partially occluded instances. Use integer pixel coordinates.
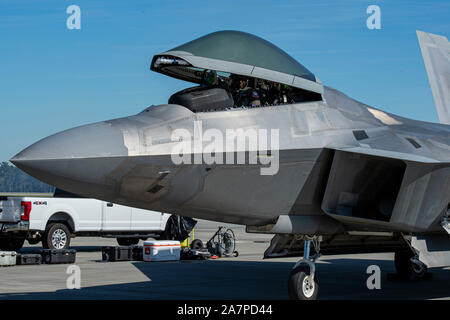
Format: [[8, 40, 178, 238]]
[[16, 253, 42, 265], [41, 249, 76, 264], [180, 248, 211, 260], [131, 246, 143, 261], [102, 246, 132, 262]]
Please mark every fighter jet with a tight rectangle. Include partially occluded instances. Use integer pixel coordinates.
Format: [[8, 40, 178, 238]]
[[11, 30, 450, 299]]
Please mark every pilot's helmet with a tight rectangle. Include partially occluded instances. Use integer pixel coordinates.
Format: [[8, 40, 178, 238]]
[[230, 74, 246, 89], [237, 76, 248, 88]]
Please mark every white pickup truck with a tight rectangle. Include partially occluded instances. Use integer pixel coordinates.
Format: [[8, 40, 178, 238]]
[[0, 189, 171, 251]]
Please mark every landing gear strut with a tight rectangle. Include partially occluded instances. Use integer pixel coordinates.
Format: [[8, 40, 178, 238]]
[[288, 236, 321, 300]]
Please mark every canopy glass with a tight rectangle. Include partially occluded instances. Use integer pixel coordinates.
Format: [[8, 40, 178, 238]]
[[151, 31, 319, 89], [168, 31, 315, 81]]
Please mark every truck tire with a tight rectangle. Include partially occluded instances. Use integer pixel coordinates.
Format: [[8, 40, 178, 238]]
[[0, 237, 25, 251], [117, 238, 139, 246], [42, 223, 71, 250]]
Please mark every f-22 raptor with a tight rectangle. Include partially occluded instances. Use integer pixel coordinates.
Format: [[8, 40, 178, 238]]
[[11, 30, 450, 299]]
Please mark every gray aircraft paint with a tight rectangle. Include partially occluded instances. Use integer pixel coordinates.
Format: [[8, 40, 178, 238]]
[[11, 31, 450, 239]]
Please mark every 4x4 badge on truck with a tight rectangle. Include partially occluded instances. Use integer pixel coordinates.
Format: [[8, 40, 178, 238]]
[[33, 201, 47, 205]]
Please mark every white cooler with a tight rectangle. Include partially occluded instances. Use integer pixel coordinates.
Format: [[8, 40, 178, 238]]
[[143, 240, 180, 262]]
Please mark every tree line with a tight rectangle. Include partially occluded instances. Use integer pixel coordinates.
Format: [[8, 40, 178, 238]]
[[0, 162, 54, 193]]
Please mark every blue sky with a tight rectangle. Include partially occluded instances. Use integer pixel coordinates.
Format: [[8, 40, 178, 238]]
[[0, 0, 449, 162]]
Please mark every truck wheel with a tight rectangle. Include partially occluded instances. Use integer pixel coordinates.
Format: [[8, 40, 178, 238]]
[[0, 237, 25, 251], [117, 238, 139, 246], [43, 223, 71, 250]]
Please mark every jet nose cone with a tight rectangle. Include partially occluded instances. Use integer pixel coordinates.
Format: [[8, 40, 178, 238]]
[[12, 121, 128, 162], [11, 121, 130, 196]]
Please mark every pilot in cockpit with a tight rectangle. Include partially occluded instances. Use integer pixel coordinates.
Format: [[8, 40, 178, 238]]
[[231, 76, 252, 107]]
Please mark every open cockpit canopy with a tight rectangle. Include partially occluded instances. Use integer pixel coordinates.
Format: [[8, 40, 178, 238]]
[[151, 31, 323, 112]]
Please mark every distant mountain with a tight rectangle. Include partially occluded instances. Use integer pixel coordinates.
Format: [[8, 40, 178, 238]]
[[0, 162, 54, 193]]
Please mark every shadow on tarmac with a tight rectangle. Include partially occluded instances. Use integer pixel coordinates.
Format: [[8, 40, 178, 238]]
[[0, 257, 449, 300]]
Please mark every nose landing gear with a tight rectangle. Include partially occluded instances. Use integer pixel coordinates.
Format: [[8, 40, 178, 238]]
[[288, 236, 321, 300]]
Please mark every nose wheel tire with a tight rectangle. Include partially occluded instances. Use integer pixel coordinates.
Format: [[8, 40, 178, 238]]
[[43, 223, 71, 250], [288, 265, 319, 300]]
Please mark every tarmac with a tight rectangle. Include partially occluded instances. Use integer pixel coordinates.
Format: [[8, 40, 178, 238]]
[[0, 220, 449, 300]]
